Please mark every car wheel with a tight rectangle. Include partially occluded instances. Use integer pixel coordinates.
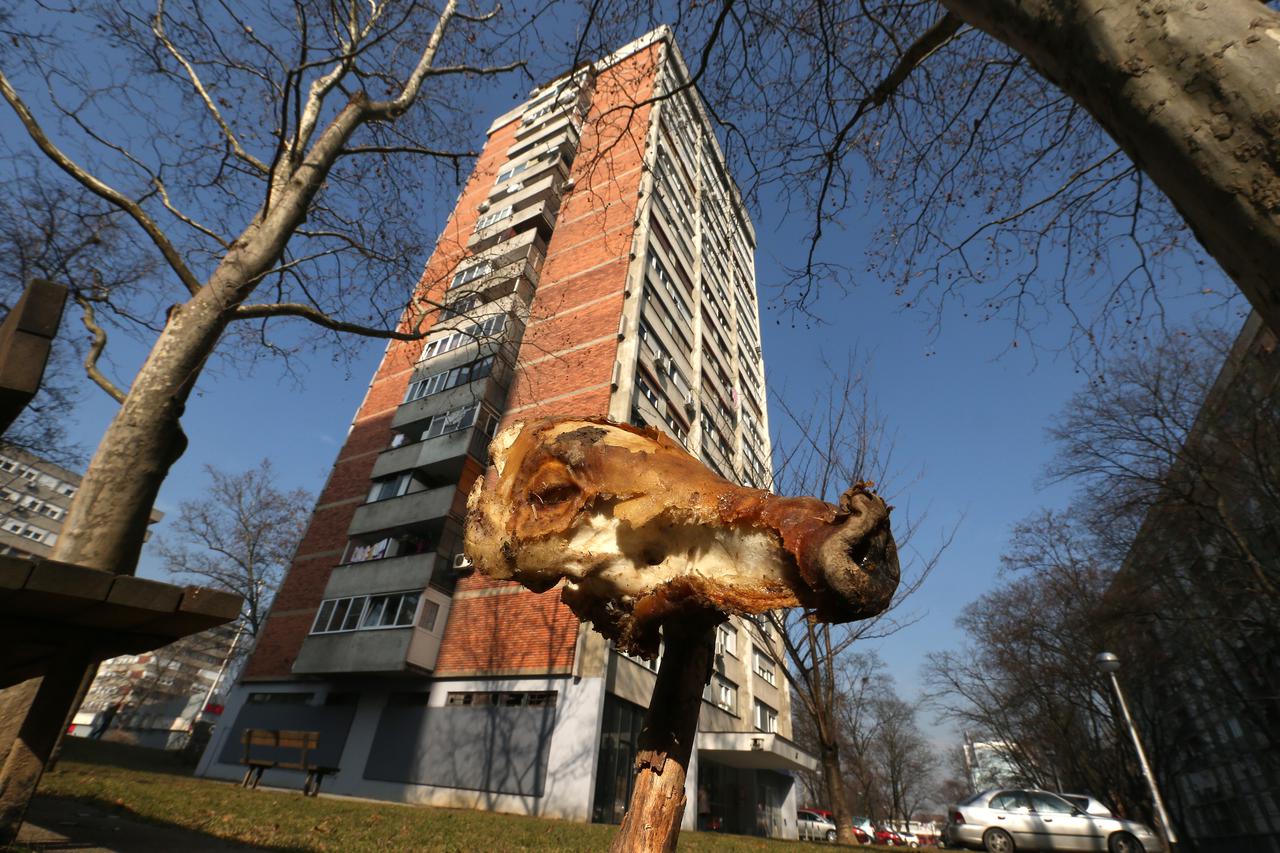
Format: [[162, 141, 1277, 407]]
[[1109, 832, 1142, 853], [983, 827, 1016, 853], [826, 829, 837, 843]]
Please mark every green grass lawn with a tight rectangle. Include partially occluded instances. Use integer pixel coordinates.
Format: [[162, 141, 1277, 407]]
[[37, 741, 899, 852]]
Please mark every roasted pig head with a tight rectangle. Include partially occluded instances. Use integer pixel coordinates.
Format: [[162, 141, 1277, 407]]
[[464, 416, 899, 657]]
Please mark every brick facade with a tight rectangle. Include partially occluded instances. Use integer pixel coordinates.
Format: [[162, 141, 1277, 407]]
[[244, 44, 658, 681]]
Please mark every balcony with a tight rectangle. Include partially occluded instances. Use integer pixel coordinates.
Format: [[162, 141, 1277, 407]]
[[292, 588, 452, 676], [372, 422, 494, 480], [348, 485, 456, 538], [507, 115, 579, 159], [391, 368, 511, 433], [486, 171, 564, 212], [464, 227, 547, 280], [321, 552, 439, 600], [292, 626, 415, 675], [468, 198, 560, 253]]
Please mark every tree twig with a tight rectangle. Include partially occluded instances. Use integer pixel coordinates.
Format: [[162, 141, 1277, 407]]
[[72, 292, 127, 404]]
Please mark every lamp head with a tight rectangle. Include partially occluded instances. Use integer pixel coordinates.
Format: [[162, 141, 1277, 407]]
[[1095, 651, 1121, 674]]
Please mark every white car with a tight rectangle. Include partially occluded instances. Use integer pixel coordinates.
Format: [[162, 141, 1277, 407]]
[[896, 829, 923, 847], [1060, 793, 1115, 817], [943, 788, 1159, 852], [797, 809, 838, 843]]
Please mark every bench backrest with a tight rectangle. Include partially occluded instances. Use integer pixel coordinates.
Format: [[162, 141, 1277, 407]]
[[242, 729, 319, 749], [240, 728, 320, 769]]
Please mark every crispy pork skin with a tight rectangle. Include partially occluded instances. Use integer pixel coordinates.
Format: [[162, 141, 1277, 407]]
[[464, 416, 899, 656]]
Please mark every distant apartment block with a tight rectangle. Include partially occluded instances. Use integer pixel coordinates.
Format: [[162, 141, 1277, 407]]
[[73, 623, 240, 750], [198, 28, 815, 839], [0, 445, 80, 557]]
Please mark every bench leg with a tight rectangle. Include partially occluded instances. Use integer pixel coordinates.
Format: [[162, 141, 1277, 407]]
[[241, 768, 254, 788], [252, 766, 265, 789]]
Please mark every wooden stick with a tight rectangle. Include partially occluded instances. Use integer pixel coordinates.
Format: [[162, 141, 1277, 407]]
[[610, 614, 720, 853]]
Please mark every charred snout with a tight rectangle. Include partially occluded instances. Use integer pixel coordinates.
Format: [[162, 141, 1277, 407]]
[[808, 484, 900, 622]]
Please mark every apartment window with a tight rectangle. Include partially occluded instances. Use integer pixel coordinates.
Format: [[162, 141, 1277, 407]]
[[446, 690, 557, 707], [0, 457, 15, 472], [420, 314, 508, 361], [754, 699, 778, 733], [475, 205, 513, 232], [716, 677, 737, 713], [642, 287, 692, 351], [704, 674, 737, 714], [419, 599, 441, 632], [635, 373, 661, 409], [404, 355, 496, 403], [310, 591, 421, 634], [647, 252, 692, 324], [360, 591, 420, 629], [367, 472, 413, 503], [753, 646, 777, 686], [441, 292, 481, 320], [716, 623, 738, 657], [495, 160, 529, 185], [450, 260, 492, 289]]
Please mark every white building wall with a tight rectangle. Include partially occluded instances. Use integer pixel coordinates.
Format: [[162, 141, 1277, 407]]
[[198, 674, 605, 822]]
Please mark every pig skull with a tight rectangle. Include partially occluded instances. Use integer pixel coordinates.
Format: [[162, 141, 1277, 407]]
[[464, 417, 899, 657]]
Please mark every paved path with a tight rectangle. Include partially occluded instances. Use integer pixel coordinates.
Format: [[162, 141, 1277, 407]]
[[17, 795, 259, 851]]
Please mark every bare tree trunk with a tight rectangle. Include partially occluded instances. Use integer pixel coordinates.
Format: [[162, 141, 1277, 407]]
[[610, 616, 718, 853], [940, 0, 1280, 334], [819, 739, 859, 844], [49, 296, 222, 571]]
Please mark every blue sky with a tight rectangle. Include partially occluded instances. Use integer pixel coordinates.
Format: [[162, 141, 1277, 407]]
[[18, 8, 1247, 750]]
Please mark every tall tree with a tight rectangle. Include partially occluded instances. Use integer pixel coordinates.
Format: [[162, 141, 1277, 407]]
[[766, 354, 951, 844], [577, 2, 1275, 350], [0, 4, 531, 834], [0, 164, 148, 463], [1, 0, 526, 578], [871, 693, 937, 829], [1048, 320, 1280, 604], [923, 509, 1167, 825], [156, 459, 312, 638]]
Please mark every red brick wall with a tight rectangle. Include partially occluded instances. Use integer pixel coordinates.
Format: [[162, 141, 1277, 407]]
[[243, 117, 522, 681], [246, 41, 661, 682], [435, 45, 660, 675]]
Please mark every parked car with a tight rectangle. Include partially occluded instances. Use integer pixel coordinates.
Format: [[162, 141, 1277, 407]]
[[1060, 793, 1116, 818], [942, 788, 1160, 852], [798, 808, 838, 843], [850, 816, 876, 843], [875, 825, 906, 846], [895, 828, 923, 848]]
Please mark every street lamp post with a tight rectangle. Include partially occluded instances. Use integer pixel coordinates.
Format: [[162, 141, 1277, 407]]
[[1095, 651, 1178, 851]]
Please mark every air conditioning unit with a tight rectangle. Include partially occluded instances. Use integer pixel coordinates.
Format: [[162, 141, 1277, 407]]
[[477, 201, 490, 213], [654, 354, 672, 376], [452, 553, 473, 571], [683, 393, 697, 418], [563, 178, 576, 191]]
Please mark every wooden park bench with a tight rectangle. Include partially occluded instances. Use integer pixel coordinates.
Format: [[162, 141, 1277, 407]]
[[239, 728, 338, 796]]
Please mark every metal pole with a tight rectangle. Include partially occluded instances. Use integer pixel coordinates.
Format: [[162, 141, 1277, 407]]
[[195, 620, 244, 729], [1107, 670, 1179, 849]]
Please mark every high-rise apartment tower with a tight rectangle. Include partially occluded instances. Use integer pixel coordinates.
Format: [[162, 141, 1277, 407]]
[[199, 28, 816, 839]]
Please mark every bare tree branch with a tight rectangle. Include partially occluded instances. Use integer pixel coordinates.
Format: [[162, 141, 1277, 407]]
[[0, 70, 203, 296], [72, 291, 128, 404]]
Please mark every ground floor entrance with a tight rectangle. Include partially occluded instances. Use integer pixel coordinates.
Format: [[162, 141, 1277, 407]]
[[696, 759, 792, 838]]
